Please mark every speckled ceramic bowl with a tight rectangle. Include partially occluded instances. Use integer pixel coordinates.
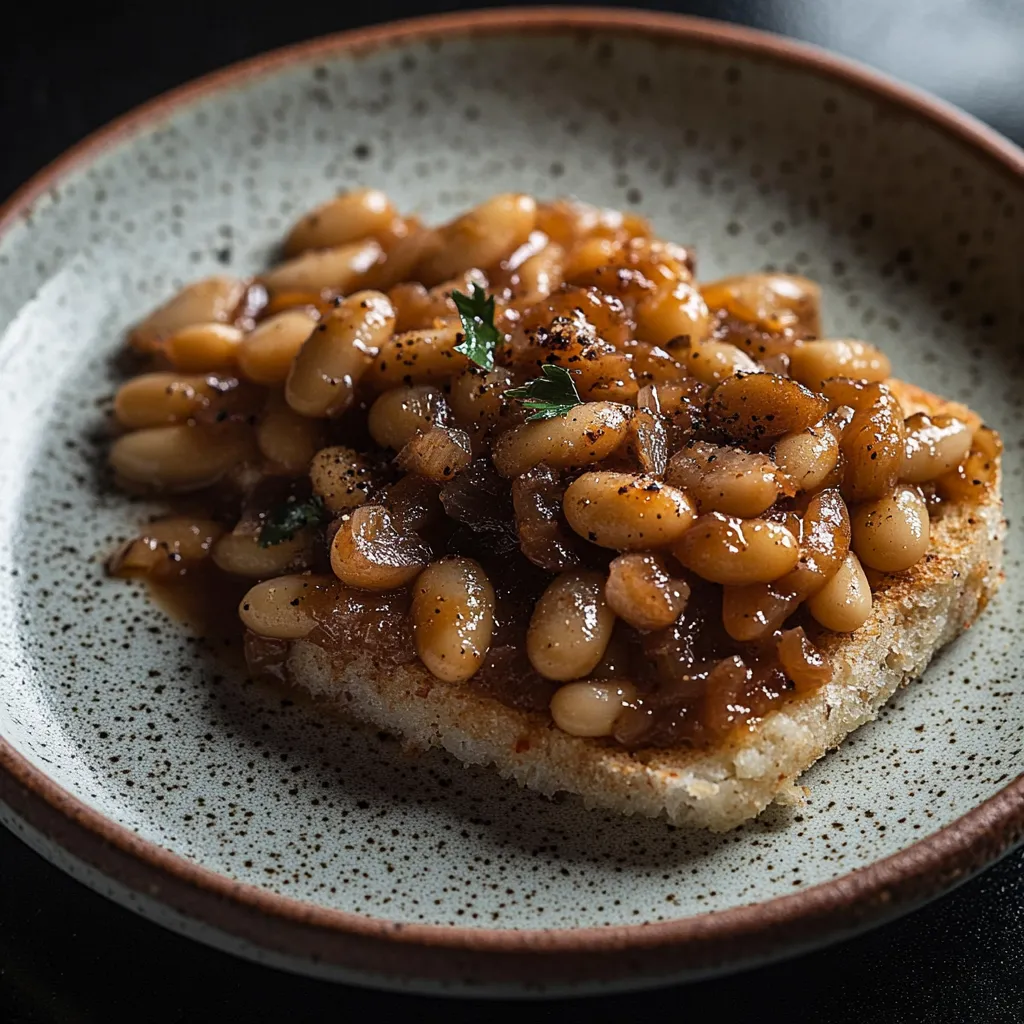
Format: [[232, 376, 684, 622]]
[[0, 8, 1022, 996]]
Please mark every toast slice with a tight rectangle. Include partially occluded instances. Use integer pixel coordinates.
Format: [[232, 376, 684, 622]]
[[283, 380, 1004, 831]]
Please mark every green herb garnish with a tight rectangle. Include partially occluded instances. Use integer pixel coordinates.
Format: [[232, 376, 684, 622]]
[[452, 284, 501, 370], [257, 496, 327, 548], [505, 364, 584, 421]]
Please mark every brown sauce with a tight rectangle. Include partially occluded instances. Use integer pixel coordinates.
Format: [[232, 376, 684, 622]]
[[147, 566, 250, 673], [144, 543, 819, 752]]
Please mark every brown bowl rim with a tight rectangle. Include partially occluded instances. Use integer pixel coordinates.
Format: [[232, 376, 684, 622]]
[[1, 6, 1023, 984]]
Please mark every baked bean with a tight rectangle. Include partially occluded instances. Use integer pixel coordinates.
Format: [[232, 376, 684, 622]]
[[807, 551, 872, 632], [239, 573, 343, 639], [673, 512, 799, 585], [634, 280, 710, 347], [517, 285, 633, 350], [359, 226, 436, 292], [665, 440, 780, 517], [563, 472, 695, 550], [777, 627, 832, 693], [260, 239, 383, 294], [535, 198, 597, 248], [330, 504, 429, 590], [363, 323, 467, 392], [850, 485, 930, 572], [610, 211, 654, 242], [720, 489, 849, 641], [163, 323, 244, 372], [708, 372, 828, 443], [109, 423, 255, 492], [605, 553, 689, 630], [108, 517, 224, 579], [721, 581, 799, 642], [701, 273, 821, 337], [309, 446, 375, 512], [114, 372, 221, 428], [825, 404, 856, 441], [213, 529, 312, 578], [389, 268, 488, 332], [509, 301, 637, 403], [130, 276, 246, 352], [563, 236, 622, 280], [511, 243, 565, 305], [491, 402, 631, 478], [237, 310, 318, 385], [561, 352, 638, 405], [411, 557, 495, 682], [573, 240, 688, 309], [935, 425, 1002, 501], [416, 193, 537, 285], [823, 379, 905, 503], [708, 317, 790, 365], [780, 487, 851, 598], [260, 291, 329, 319], [537, 197, 650, 249], [284, 188, 398, 255], [674, 339, 761, 385], [550, 680, 637, 738], [448, 365, 517, 447], [396, 426, 472, 482], [388, 283, 435, 335], [656, 379, 712, 446], [773, 421, 840, 493], [501, 228, 549, 274], [367, 385, 450, 449], [789, 338, 891, 390], [901, 413, 972, 483], [526, 570, 615, 681], [257, 392, 325, 472], [286, 291, 395, 417], [623, 342, 683, 390]]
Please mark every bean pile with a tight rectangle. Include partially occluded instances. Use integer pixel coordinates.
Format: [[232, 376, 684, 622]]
[[108, 191, 1001, 750]]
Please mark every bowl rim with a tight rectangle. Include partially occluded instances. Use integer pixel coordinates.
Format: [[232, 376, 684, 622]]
[[1, 5, 1022, 979]]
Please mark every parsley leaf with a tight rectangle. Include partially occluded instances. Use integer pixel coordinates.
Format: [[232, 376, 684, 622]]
[[452, 284, 501, 370], [257, 495, 327, 548], [505, 364, 584, 421]]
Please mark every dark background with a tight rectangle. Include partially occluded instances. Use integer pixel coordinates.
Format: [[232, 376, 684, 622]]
[[2, 2, 1023, 1021]]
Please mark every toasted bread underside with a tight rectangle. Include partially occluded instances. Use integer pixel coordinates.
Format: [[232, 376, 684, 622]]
[[286, 381, 1005, 831]]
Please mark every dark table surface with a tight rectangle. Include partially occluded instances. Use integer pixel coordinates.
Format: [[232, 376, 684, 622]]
[[2, 2, 1023, 1021]]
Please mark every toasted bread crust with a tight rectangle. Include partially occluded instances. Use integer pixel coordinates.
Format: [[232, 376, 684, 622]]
[[286, 381, 1005, 831]]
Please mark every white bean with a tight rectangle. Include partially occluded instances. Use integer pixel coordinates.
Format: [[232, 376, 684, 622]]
[[527, 571, 615, 682], [239, 574, 342, 639], [261, 239, 382, 293], [550, 681, 637, 738], [673, 513, 799, 585], [109, 424, 255, 492], [285, 291, 395, 417], [901, 414, 972, 484], [562, 472, 695, 550], [789, 339, 891, 390], [491, 402, 631, 478], [850, 486, 930, 573], [411, 557, 495, 683], [807, 552, 872, 632]]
